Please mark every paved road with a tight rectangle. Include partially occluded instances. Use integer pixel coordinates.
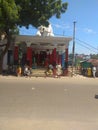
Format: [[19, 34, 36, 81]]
[[0, 76, 98, 130]]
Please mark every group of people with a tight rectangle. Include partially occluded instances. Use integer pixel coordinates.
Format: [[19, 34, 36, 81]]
[[45, 64, 63, 78], [81, 66, 97, 78], [16, 64, 32, 77]]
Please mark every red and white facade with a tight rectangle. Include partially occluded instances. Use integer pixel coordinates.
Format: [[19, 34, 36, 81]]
[[3, 35, 72, 75], [14, 35, 71, 68]]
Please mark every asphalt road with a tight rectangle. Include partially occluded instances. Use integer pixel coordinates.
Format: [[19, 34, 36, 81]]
[[0, 76, 98, 130]]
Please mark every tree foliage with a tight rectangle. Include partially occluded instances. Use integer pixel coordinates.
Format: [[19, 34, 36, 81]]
[[90, 54, 98, 59], [16, 0, 68, 27], [0, 0, 68, 34], [0, 0, 19, 33]]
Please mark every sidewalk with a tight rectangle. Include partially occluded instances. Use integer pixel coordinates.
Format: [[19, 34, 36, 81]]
[[0, 74, 95, 81]]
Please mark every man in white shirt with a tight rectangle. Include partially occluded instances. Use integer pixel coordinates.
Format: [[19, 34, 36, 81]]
[[92, 66, 97, 78]]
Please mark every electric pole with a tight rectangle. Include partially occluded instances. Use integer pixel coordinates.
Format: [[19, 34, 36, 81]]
[[72, 21, 76, 76]]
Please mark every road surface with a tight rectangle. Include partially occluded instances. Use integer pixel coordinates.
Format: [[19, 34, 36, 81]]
[[0, 75, 98, 130]]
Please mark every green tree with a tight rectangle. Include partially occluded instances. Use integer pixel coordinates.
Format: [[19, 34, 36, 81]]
[[0, 0, 68, 73], [0, 0, 19, 72], [90, 54, 98, 59], [16, 0, 68, 27]]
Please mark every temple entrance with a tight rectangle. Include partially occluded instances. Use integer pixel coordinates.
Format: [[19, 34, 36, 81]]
[[13, 45, 68, 68]]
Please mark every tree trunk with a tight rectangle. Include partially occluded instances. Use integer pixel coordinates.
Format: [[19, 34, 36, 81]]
[[0, 31, 11, 74], [0, 56, 3, 74]]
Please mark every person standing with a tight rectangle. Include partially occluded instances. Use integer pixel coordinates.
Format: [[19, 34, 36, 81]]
[[16, 66, 22, 77], [87, 67, 92, 77], [92, 66, 97, 78]]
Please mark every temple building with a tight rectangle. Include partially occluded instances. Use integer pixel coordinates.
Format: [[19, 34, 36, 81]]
[[3, 24, 72, 76]]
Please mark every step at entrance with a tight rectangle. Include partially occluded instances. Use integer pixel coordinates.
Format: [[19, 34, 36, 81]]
[[31, 68, 46, 77]]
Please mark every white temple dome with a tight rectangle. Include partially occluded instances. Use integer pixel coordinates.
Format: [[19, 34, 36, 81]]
[[36, 24, 54, 37]]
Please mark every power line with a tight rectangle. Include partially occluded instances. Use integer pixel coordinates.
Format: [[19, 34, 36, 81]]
[[53, 32, 98, 53], [76, 41, 97, 53], [76, 38, 98, 51]]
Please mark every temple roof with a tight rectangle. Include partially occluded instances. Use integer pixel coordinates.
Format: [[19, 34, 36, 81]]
[[14, 35, 72, 51]]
